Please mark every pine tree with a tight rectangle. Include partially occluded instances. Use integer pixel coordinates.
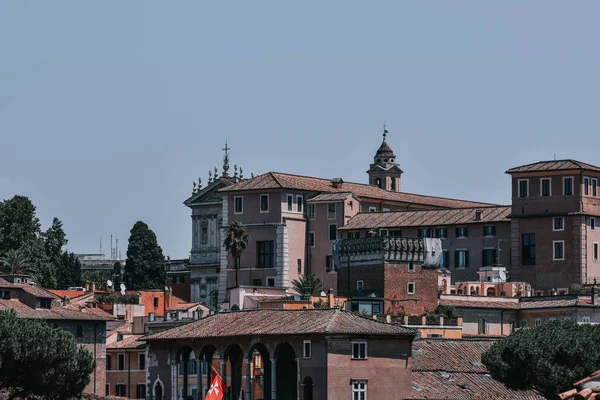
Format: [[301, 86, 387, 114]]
[[123, 221, 165, 290]]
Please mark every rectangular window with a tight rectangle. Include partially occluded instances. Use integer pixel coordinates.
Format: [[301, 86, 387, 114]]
[[553, 217, 564, 231], [260, 194, 269, 213], [434, 227, 448, 239], [106, 384, 110, 396], [234, 196, 243, 214], [593, 179, 598, 196], [418, 228, 431, 238], [368, 206, 377, 212], [352, 342, 367, 359], [297, 259, 302, 274], [325, 255, 334, 272], [455, 250, 469, 269], [594, 243, 599, 262], [267, 277, 275, 287], [521, 319, 528, 328], [408, 262, 415, 272], [138, 353, 145, 370], [483, 226, 496, 237], [106, 354, 112, 371], [478, 318, 487, 335], [348, 231, 360, 239], [407, 282, 415, 294], [379, 229, 388, 236], [541, 178, 551, 196], [518, 179, 529, 198], [440, 250, 449, 269], [296, 195, 303, 213], [153, 297, 159, 308], [456, 226, 468, 238], [0, 290, 10, 299], [39, 298, 51, 309], [76, 324, 83, 337], [585, 177, 590, 195], [287, 194, 293, 211], [352, 381, 367, 400], [522, 233, 536, 265], [118, 354, 125, 371], [329, 224, 337, 241], [582, 316, 591, 323], [308, 232, 315, 247], [307, 204, 315, 219], [564, 177, 573, 195], [482, 249, 497, 267], [534, 318, 542, 327], [553, 240, 565, 260], [303, 340, 311, 358], [327, 203, 336, 219], [592, 218, 596, 231], [357, 280, 364, 291], [256, 241, 274, 268], [390, 230, 402, 237], [136, 384, 146, 399], [115, 384, 126, 397]]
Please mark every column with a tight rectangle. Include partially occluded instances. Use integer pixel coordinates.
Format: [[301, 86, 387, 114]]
[[271, 358, 277, 400], [197, 356, 202, 400], [171, 361, 178, 400], [206, 358, 213, 396], [245, 358, 252, 400], [221, 357, 227, 393], [183, 357, 189, 398]]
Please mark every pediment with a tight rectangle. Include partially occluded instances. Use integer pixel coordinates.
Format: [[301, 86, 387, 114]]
[[184, 179, 233, 207]]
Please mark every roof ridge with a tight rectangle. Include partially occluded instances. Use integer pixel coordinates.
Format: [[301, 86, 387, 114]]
[[325, 308, 340, 333], [269, 171, 496, 206], [353, 205, 510, 215], [269, 172, 283, 188]]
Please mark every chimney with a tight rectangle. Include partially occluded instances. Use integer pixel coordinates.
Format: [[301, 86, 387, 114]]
[[385, 315, 391, 324], [327, 289, 335, 308], [91, 282, 96, 293], [331, 178, 344, 189], [84, 281, 91, 293], [475, 209, 483, 221], [164, 287, 171, 311], [148, 312, 155, 322]]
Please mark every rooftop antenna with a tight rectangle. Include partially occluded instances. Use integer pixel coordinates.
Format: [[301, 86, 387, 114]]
[[554, 153, 557, 160], [100, 237, 102, 256]]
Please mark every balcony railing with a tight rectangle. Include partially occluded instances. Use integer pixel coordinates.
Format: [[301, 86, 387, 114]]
[[335, 236, 441, 268]]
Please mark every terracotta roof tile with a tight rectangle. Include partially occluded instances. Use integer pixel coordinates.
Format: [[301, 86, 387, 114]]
[[50, 289, 88, 299], [440, 298, 520, 310], [506, 159, 600, 174], [558, 370, 600, 399], [441, 296, 598, 310], [341, 206, 511, 230], [306, 192, 356, 202], [144, 309, 415, 341], [0, 299, 112, 321], [219, 172, 496, 208], [410, 339, 544, 399], [107, 335, 146, 350], [167, 302, 204, 311]]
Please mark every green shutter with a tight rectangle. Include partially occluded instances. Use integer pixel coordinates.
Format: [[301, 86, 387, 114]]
[[465, 250, 470, 268], [464, 227, 469, 237]]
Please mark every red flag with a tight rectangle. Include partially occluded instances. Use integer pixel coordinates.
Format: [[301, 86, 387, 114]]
[[204, 366, 226, 400]]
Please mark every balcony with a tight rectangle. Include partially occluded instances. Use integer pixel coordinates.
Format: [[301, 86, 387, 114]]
[[335, 236, 441, 268]]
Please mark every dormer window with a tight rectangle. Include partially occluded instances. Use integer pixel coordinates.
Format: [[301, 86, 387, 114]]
[[39, 298, 52, 309]]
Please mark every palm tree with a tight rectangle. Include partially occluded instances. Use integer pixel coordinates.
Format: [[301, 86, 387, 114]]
[[291, 273, 324, 297], [223, 221, 250, 287], [0, 248, 32, 274]]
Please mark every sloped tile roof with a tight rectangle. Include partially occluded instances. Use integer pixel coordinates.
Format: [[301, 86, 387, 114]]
[[0, 278, 60, 299], [107, 335, 146, 350], [441, 296, 598, 311], [341, 206, 511, 230], [219, 172, 496, 208], [306, 192, 355, 202], [439, 298, 520, 310], [50, 289, 88, 299], [410, 371, 544, 400], [167, 302, 205, 312], [409, 339, 544, 399], [0, 299, 113, 321], [558, 369, 600, 400], [506, 159, 600, 174], [144, 309, 415, 341]]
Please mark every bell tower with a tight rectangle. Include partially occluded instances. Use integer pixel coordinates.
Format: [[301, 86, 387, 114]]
[[367, 125, 403, 191]]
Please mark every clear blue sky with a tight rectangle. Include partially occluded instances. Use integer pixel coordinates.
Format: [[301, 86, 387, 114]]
[[1, 2, 599, 259]]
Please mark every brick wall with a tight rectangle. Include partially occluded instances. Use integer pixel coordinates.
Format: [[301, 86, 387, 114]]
[[384, 263, 439, 316], [326, 336, 412, 400]]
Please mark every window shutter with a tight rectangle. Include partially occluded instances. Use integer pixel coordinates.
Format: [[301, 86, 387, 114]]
[[482, 249, 486, 266], [454, 251, 459, 268], [465, 250, 470, 268], [464, 227, 469, 237], [492, 226, 496, 236]]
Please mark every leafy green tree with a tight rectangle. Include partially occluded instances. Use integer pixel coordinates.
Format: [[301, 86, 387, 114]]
[[482, 320, 600, 398], [112, 261, 123, 287], [56, 251, 83, 289], [81, 269, 112, 287], [223, 221, 250, 287], [44, 217, 68, 264], [123, 221, 165, 290], [0, 248, 33, 274], [0, 309, 95, 400], [24, 237, 56, 288], [291, 273, 324, 296], [0, 195, 41, 256]]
